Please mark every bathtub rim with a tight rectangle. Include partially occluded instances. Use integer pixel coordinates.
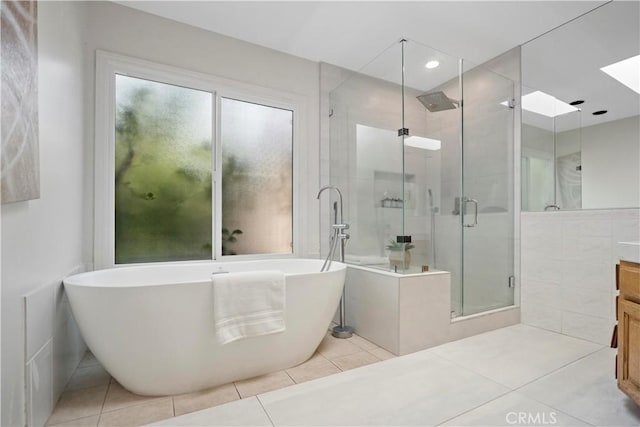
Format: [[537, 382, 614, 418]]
[[63, 258, 346, 288]]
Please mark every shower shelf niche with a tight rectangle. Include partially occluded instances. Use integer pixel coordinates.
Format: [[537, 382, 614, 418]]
[[374, 170, 415, 210]]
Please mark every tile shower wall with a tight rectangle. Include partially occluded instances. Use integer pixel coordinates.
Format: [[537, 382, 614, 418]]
[[521, 209, 640, 345]]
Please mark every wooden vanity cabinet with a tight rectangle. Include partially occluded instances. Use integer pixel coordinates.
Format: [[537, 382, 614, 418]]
[[618, 260, 640, 404]]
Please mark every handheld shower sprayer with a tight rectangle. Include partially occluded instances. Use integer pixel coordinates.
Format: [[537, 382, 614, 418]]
[[428, 188, 437, 267]]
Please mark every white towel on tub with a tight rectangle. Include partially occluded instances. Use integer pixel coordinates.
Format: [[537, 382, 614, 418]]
[[212, 270, 286, 345]]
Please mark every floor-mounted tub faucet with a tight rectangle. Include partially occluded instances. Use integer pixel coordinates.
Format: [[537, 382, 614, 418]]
[[317, 185, 350, 270], [317, 185, 353, 339]]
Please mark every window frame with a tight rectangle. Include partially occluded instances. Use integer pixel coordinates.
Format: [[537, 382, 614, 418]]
[[214, 95, 295, 259], [95, 51, 303, 268]]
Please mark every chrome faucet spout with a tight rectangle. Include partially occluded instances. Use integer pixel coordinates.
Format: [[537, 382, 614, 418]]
[[317, 185, 344, 225]]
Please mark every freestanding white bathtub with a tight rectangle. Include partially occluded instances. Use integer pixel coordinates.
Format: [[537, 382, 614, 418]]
[[63, 259, 346, 396]]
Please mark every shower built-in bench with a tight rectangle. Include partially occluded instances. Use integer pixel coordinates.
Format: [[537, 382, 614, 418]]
[[344, 265, 519, 356]]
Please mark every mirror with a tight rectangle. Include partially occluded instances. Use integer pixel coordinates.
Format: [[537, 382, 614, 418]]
[[521, 1, 640, 211]]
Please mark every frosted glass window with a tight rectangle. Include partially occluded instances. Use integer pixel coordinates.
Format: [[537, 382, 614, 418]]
[[220, 98, 293, 255], [114, 75, 213, 263]]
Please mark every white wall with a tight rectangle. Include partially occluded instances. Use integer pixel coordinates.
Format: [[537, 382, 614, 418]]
[[82, 1, 321, 261], [521, 209, 640, 345], [553, 116, 639, 210], [2, 1, 324, 425], [521, 124, 554, 211], [1, 2, 88, 426], [1, 78, 2, 427], [580, 116, 640, 209], [522, 115, 640, 211]]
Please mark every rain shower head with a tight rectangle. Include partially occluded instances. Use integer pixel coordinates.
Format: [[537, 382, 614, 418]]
[[417, 91, 459, 112]]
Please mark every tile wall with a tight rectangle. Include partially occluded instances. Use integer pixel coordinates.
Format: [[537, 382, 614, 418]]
[[521, 208, 640, 344]]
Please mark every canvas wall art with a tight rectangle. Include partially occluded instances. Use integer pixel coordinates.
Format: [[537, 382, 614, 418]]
[[1, 0, 40, 203]]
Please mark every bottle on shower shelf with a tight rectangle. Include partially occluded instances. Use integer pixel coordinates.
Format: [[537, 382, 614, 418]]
[[381, 191, 391, 208]]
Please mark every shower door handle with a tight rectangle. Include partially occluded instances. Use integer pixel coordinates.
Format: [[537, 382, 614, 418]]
[[463, 197, 478, 227]]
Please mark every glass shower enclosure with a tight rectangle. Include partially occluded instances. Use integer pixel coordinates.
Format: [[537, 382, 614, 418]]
[[328, 39, 516, 317]]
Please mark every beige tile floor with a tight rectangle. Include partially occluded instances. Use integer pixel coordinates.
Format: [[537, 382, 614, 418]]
[[155, 325, 640, 427], [46, 331, 395, 427]]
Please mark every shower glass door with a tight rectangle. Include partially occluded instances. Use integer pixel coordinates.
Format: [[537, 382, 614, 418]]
[[460, 60, 516, 316]]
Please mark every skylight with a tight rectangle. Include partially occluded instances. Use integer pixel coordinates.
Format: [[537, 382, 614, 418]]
[[404, 136, 441, 151], [504, 91, 579, 118], [600, 54, 640, 94]]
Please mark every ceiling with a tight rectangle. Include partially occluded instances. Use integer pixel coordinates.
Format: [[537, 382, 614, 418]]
[[522, 1, 640, 130], [115, 1, 638, 131], [115, 1, 607, 70]]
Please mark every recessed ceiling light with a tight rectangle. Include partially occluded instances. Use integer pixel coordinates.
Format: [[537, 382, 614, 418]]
[[569, 100, 584, 106], [592, 110, 608, 115], [601, 54, 640, 94], [425, 60, 440, 69], [502, 90, 579, 117], [404, 136, 441, 151]]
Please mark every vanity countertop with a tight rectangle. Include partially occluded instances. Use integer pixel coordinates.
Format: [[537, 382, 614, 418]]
[[618, 242, 640, 264]]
